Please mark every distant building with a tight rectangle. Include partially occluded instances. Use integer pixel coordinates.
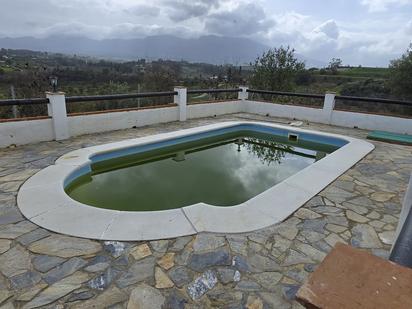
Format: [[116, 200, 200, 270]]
[[135, 64, 145, 73]]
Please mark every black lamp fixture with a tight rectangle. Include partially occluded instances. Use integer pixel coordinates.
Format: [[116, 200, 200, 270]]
[[49, 76, 58, 92]]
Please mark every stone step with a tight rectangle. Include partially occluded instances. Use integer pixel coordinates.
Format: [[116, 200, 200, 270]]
[[296, 243, 412, 309]]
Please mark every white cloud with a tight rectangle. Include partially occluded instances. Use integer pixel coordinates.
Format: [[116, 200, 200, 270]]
[[271, 12, 316, 37], [406, 20, 412, 34], [205, 2, 275, 36], [313, 20, 340, 39], [125, 5, 160, 17], [0, 0, 411, 65], [361, 0, 412, 12]]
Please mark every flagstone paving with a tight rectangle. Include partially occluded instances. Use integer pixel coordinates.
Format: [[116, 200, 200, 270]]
[[0, 113, 410, 308]]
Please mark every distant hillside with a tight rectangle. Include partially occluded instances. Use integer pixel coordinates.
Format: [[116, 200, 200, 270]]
[[0, 35, 267, 65], [0, 35, 326, 67]]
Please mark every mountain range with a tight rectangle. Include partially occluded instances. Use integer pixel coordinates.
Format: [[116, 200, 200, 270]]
[[0, 35, 326, 67]]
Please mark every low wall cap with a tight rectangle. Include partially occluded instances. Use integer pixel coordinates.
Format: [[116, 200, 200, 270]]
[[45, 91, 66, 95]]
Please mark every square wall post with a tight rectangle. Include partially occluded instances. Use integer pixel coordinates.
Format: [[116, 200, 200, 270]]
[[174, 87, 187, 121], [46, 92, 69, 140], [238, 86, 249, 101], [323, 92, 336, 124]]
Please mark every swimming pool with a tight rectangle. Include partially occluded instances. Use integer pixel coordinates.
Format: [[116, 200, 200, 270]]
[[17, 121, 374, 240], [66, 128, 340, 211]]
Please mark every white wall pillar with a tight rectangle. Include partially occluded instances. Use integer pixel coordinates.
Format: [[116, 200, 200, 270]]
[[323, 92, 336, 124], [238, 86, 249, 101], [174, 87, 187, 121], [46, 92, 69, 140]]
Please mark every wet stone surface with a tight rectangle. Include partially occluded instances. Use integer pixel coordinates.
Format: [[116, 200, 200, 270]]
[[0, 113, 409, 307]]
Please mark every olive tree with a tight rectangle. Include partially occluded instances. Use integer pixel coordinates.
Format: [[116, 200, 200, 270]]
[[250, 46, 305, 91], [328, 58, 342, 74], [389, 44, 412, 100]]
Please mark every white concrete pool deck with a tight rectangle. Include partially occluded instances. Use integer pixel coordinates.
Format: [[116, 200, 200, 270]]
[[17, 121, 374, 240]]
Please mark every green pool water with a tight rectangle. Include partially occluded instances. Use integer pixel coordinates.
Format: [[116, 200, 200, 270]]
[[66, 131, 336, 211]]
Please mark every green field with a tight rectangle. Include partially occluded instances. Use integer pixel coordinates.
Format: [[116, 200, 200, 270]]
[[337, 67, 389, 79], [0, 65, 16, 73]]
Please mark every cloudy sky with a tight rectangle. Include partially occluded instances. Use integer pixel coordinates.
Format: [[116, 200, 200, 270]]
[[0, 0, 411, 66]]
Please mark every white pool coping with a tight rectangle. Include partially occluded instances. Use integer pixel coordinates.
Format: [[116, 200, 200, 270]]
[[17, 121, 375, 240]]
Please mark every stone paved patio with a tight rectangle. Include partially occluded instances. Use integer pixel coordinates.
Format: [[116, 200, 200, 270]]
[[0, 113, 410, 308]]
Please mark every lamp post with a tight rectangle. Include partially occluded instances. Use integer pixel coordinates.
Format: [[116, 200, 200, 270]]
[[49, 76, 58, 93], [235, 138, 244, 152], [45, 76, 68, 140]]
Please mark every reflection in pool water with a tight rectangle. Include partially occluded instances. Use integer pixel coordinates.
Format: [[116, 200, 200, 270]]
[[66, 133, 330, 211]]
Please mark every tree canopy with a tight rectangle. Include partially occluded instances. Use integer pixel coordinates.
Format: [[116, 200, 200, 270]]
[[250, 46, 305, 91], [389, 44, 412, 100], [328, 58, 342, 74]]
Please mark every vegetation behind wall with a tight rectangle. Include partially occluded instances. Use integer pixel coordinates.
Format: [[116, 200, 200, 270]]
[[0, 46, 411, 118]]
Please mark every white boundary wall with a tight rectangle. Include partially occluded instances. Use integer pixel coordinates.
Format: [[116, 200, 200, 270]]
[[244, 100, 412, 134], [331, 110, 411, 134], [69, 106, 179, 137], [0, 118, 54, 147], [187, 100, 243, 119], [0, 88, 411, 148], [244, 100, 329, 123]]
